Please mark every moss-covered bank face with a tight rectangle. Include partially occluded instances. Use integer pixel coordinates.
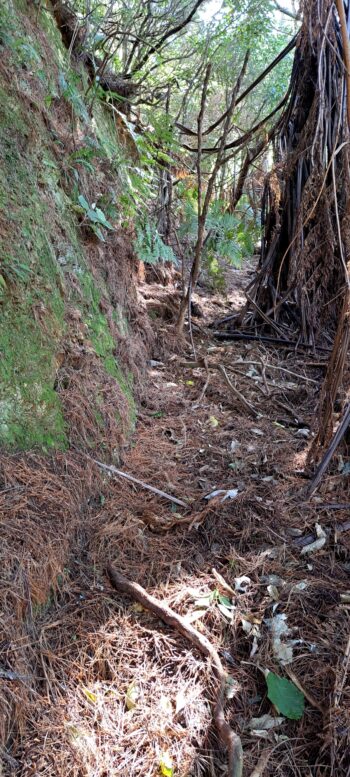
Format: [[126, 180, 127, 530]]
[[0, 0, 136, 451]]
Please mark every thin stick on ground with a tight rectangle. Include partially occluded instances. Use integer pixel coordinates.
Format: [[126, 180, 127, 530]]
[[218, 364, 259, 417], [92, 458, 188, 507], [107, 566, 244, 777]]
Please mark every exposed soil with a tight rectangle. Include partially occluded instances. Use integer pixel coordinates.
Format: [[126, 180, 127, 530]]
[[1, 262, 349, 777]]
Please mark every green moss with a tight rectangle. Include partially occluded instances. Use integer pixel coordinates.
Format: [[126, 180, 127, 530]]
[[79, 270, 136, 426], [0, 1, 136, 450], [0, 88, 68, 449], [0, 301, 66, 449]]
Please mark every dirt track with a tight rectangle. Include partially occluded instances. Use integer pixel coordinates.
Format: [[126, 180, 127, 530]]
[[1, 265, 349, 776]]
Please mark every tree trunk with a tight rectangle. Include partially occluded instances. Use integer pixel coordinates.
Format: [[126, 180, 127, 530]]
[[243, 0, 350, 453], [246, 0, 350, 345]]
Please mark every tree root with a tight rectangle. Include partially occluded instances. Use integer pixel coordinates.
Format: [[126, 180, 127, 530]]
[[107, 565, 243, 777]]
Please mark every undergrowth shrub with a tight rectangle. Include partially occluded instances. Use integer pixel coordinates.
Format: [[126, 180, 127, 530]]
[[178, 194, 260, 289], [134, 219, 177, 264]]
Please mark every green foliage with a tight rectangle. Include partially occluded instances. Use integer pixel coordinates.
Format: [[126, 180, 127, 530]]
[[266, 671, 305, 720], [0, 0, 139, 453], [0, 4, 43, 66], [0, 255, 32, 290], [58, 70, 89, 122], [134, 220, 177, 265], [76, 193, 115, 241], [178, 197, 258, 289]]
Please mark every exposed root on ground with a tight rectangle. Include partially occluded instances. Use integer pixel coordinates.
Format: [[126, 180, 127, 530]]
[[107, 567, 243, 777]]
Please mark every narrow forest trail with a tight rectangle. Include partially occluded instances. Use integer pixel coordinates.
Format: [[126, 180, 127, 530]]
[[3, 264, 350, 777]]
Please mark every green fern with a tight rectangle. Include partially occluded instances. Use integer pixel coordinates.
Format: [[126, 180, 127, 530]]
[[134, 220, 177, 265]]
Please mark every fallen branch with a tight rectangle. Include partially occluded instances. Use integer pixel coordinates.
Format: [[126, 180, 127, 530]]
[[218, 365, 259, 417], [92, 458, 188, 507], [213, 331, 332, 352], [107, 566, 243, 777]]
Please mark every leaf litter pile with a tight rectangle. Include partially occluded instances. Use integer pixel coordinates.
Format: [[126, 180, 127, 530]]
[[1, 270, 350, 777]]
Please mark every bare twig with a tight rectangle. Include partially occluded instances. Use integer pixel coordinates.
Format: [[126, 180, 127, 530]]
[[92, 458, 188, 507], [193, 356, 210, 407], [107, 566, 243, 777], [212, 567, 236, 597], [218, 365, 259, 417], [285, 668, 324, 713]]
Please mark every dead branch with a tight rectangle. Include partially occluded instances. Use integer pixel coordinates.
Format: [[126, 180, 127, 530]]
[[273, 1, 300, 21], [213, 330, 332, 352], [176, 62, 212, 334], [92, 458, 188, 507], [129, 0, 207, 76], [107, 566, 244, 777], [218, 365, 259, 417], [178, 36, 297, 139]]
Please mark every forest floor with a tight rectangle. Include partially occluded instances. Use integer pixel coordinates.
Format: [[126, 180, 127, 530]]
[[1, 260, 350, 777]]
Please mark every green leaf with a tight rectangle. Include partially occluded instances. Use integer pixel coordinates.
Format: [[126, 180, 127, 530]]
[[75, 158, 95, 174], [0, 274, 7, 289], [78, 194, 90, 211], [91, 225, 106, 242], [218, 593, 234, 608], [94, 207, 114, 229], [266, 671, 304, 720]]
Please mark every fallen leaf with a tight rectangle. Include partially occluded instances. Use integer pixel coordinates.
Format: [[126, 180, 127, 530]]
[[185, 608, 208, 624], [222, 488, 239, 501], [159, 750, 173, 776], [249, 713, 285, 730], [266, 671, 304, 720], [125, 681, 139, 711], [131, 602, 145, 613], [204, 488, 238, 501], [265, 613, 298, 666], [249, 713, 285, 733], [267, 585, 280, 601], [217, 602, 235, 620], [193, 594, 212, 608], [82, 687, 97, 704], [300, 523, 326, 555], [225, 675, 239, 699], [294, 427, 310, 438]]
